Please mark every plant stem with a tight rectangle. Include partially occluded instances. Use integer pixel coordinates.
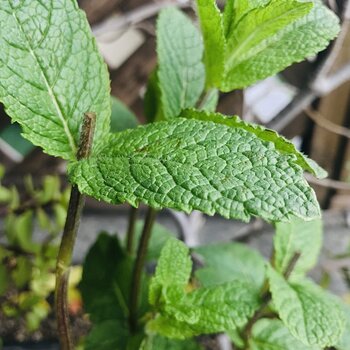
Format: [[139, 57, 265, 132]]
[[196, 88, 218, 110], [126, 206, 138, 254], [243, 252, 301, 340], [55, 113, 96, 350], [129, 207, 157, 331]]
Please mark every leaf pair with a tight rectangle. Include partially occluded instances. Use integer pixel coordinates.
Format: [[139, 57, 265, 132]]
[[197, 0, 340, 90]]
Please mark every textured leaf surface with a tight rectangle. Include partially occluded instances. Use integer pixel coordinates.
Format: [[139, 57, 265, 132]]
[[268, 267, 345, 347], [182, 109, 327, 178], [110, 96, 138, 132], [222, 0, 340, 90], [157, 8, 205, 119], [69, 118, 320, 223], [196, 0, 225, 87], [0, 0, 110, 160], [149, 238, 191, 306], [163, 281, 260, 335], [274, 217, 322, 279], [249, 319, 320, 350], [194, 242, 265, 290]]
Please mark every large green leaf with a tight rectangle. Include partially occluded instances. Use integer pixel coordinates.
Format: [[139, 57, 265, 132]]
[[222, 0, 340, 90], [0, 0, 110, 160], [182, 109, 326, 178], [196, 0, 225, 88], [69, 118, 320, 223], [274, 217, 322, 279], [157, 8, 205, 119], [194, 242, 265, 291], [249, 319, 320, 350], [267, 266, 345, 347], [149, 238, 191, 306]]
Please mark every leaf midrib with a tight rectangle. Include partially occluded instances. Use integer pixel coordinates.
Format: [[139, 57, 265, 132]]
[[11, 5, 77, 156]]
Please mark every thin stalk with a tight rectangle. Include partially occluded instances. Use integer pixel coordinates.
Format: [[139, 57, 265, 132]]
[[243, 252, 301, 340], [126, 206, 138, 254], [55, 113, 96, 350], [129, 207, 157, 331]]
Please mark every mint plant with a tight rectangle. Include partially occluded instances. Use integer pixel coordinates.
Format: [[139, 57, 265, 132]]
[[0, 0, 346, 349]]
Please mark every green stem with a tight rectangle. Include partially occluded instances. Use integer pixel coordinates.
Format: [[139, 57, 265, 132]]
[[126, 206, 138, 255], [55, 113, 96, 350], [129, 207, 157, 331]]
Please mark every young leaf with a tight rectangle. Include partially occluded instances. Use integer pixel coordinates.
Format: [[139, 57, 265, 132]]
[[274, 217, 322, 279], [0, 1, 110, 160], [194, 242, 265, 291], [249, 319, 320, 350], [69, 118, 321, 223], [196, 0, 225, 88], [267, 266, 345, 347], [149, 238, 192, 306], [222, 0, 340, 90], [164, 281, 260, 335], [198, 89, 219, 113], [110, 96, 138, 132], [182, 109, 327, 178], [157, 8, 205, 119]]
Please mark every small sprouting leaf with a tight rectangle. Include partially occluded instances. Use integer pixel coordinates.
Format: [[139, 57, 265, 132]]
[[249, 318, 320, 350], [157, 8, 205, 119], [110, 96, 138, 132], [274, 217, 322, 279], [182, 109, 326, 178], [194, 242, 265, 291], [12, 256, 32, 288], [267, 266, 345, 347], [69, 118, 320, 223], [198, 89, 219, 113], [196, 0, 225, 88], [221, 0, 340, 90], [0, 0, 111, 160], [149, 238, 191, 306]]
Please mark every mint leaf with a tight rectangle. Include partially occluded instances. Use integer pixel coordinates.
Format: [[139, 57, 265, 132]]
[[0, 1, 110, 160], [144, 69, 164, 123], [110, 96, 138, 132], [149, 238, 191, 306], [337, 303, 350, 350], [198, 89, 219, 113], [249, 319, 320, 350], [267, 267, 345, 347], [196, 0, 225, 88], [69, 118, 321, 223], [157, 8, 205, 119], [274, 217, 322, 279], [194, 242, 265, 291], [165, 281, 260, 334], [222, 0, 340, 90], [182, 109, 327, 178]]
